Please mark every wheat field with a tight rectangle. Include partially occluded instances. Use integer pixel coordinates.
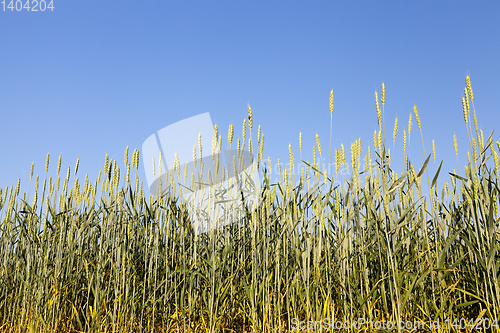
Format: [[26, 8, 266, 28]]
[[0, 76, 499, 332]]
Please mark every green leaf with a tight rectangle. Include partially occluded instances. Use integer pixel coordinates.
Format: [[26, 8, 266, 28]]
[[388, 172, 408, 194], [456, 300, 479, 308], [431, 160, 443, 189], [417, 154, 431, 178], [449, 172, 467, 182]]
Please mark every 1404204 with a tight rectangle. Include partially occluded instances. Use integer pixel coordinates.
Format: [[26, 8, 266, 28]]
[[2, 0, 54, 11]]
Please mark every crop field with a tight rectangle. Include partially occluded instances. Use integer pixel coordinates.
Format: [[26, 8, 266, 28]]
[[1, 76, 499, 332]]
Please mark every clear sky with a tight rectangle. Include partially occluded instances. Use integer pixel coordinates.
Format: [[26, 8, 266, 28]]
[[1, 1, 499, 196]]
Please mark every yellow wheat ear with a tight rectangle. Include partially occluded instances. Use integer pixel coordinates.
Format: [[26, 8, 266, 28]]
[[341, 143, 346, 169], [330, 90, 334, 114], [45, 153, 50, 173], [466, 75, 473, 101], [462, 96, 468, 124], [277, 158, 281, 178], [375, 91, 381, 130], [136, 149, 140, 169], [75, 158, 80, 176], [312, 146, 316, 167], [403, 130, 407, 152], [212, 125, 219, 154], [473, 108, 479, 135], [289, 144, 294, 169], [242, 119, 247, 142], [299, 132, 302, 152], [228, 124, 234, 144], [464, 87, 470, 116], [104, 154, 109, 175], [193, 145, 197, 169], [381, 82, 385, 107], [393, 118, 398, 142], [432, 140, 436, 160], [408, 113, 413, 136], [316, 134, 322, 155], [453, 134, 458, 156], [335, 150, 339, 174], [247, 105, 253, 132], [413, 105, 421, 130], [174, 153, 180, 178], [57, 155, 62, 175], [124, 146, 129, 166], [259, 133, 264, 165]]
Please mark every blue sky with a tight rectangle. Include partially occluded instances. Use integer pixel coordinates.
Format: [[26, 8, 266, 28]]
[[1, 1, 499, 196]]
